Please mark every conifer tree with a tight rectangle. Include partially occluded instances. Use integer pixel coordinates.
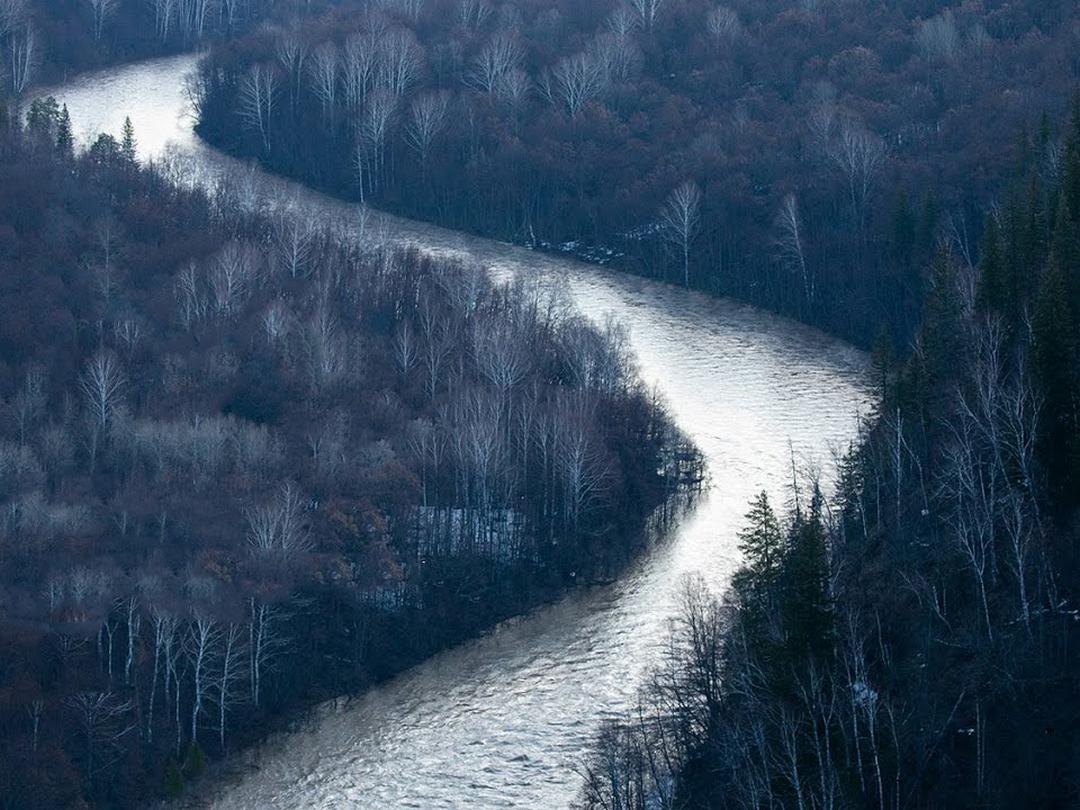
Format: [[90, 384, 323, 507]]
[[732, 492, 783, 595], [57, 104, 74, 160], [976, 215, 1008, 317], [1032, 253, 1077, 508], [121, 116, 137, 163], [780, 488, 833, 662]]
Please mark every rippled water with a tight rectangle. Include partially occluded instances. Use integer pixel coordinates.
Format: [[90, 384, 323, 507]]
[[44, 56, 875, 809]]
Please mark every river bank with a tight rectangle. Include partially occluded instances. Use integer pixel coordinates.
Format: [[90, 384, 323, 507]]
[[40, 54, 874, 808]]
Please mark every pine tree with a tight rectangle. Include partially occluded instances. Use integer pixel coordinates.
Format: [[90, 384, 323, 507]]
[[1032, 253, 1077, 510], [121, 116, 137, 163], [976, 215, 1008, 317], [734, 491, 783, 589], [890, 191, 916, 269], [780, 489, 833, 662], [56, 104, 74, 160]]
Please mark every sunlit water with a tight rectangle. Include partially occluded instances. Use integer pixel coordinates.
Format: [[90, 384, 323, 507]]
[[42, 55, 875, 809]]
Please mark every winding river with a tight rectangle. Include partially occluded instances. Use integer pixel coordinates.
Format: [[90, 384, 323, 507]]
[[44, 55, 874, 809]]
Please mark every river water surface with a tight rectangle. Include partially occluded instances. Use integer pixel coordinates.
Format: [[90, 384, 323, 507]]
[[44, 55, 875, 809]]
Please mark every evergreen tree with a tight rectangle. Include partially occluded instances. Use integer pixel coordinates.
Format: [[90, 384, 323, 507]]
[[890, 191, 916, 269], [976, 215, 1008, 317], [920, 247, 964, 403], [1031, 253, 1078, 509], [121, 116, 137, 163], [56, 104, 74, 160], [780, 489, 833, 662], [733, 492, 783, 593]]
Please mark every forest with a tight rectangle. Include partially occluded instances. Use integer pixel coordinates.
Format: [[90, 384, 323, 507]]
[[0, 0, 1078, 807], [190, 0, 1079, 345], [0, 99, 700, 806], [576, 99, 1080, 809]]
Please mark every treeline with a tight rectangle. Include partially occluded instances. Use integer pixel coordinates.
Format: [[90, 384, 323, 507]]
[[575, 99, 1080, 808], [192, 0, 1078, 346], [0, 98, 701, 807], [0, 0, 329, 89]]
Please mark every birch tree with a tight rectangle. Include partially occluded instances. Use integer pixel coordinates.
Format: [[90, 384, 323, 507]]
[[658, 180, 702, 287], [238, 64, 278, 154]]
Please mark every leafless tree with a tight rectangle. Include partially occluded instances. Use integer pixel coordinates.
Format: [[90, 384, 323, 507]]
[[80, 352, 126, 432], [84, 0, 117, 41], [628, 0, 666, 32], [458, 0, 491, 32], [185, 611, 219, 745], [376, 27, 423, 99], [706, 5, 742, 43], [238, 63, 278, 153], [272, 210, 316, 279], [393, 320, 418, 380], [467, 33, 522, 94], [828, 121, 886, 236], [209, 241, 257, 317], [356, 89, 398, 199], [0, 0, 27, 36], [6, 24, 37, 98], [147, 0, 176, 42], [246, 482, 311, 564], [552, 48, 608, 119], [307, 42, 339, 127], [607, 5, 638, 37], [276, 33, 308, 119], [248, 596, 287, 707], [776, 193, 813, 304], [175, 260, 207, 330], [915, 10, 960, 62], [405, 90, 449, 171], [658, 180, 702, 287], [215, 622, 247, 750], [343, 32, 379, 113], [64, 691, 134, 785]]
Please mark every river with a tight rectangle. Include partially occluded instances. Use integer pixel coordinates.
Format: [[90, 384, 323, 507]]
[[43, 54, 875, 809]]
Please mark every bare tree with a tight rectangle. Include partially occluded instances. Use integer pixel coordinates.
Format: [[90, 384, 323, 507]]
[[405, 90, 449, 172], [828, 121, 885, 237], [552, 48, 608, 119], [356, 89, 397, 198], [467, 33, 522, 94], [706, 5, 742, 43], [215, 623, 247, 750], [307, 42, 339, 127], [776, 193, 813, 304], [458, 0, 491, 32], [186, 611, 219, 745], [628, 0, 666, 32], [272, 211, 316, 279], [658, 180, 702, 287], [343, 32, 380, 115], [80, 352, 126, 431], [209, 241, 257, 317], [376, 27, 423, 99], [84, 0, 117, 41], [277, 33, 308, 114], [64, 692, 134, 786], [0, 0, 27, 36], [238, 64, 278, 153], [246, 482, 311, 564], [915, 10, 960, 62], [6, 24, 37, 98], [248, 596, 287, 707]]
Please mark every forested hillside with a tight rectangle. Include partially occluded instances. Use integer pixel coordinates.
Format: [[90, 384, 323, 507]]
[[577, 100, 1080, 809], [192, 0, 1079, 345], [0, 0, 304, 86], [0, 100, 700, 807]]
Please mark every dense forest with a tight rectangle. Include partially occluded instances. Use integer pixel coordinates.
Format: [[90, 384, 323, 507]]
[[0, 0, 321, 84], [191, 0, 1079, 345], [0, 99, 700, 807], [576, 100, 1080, 809]]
